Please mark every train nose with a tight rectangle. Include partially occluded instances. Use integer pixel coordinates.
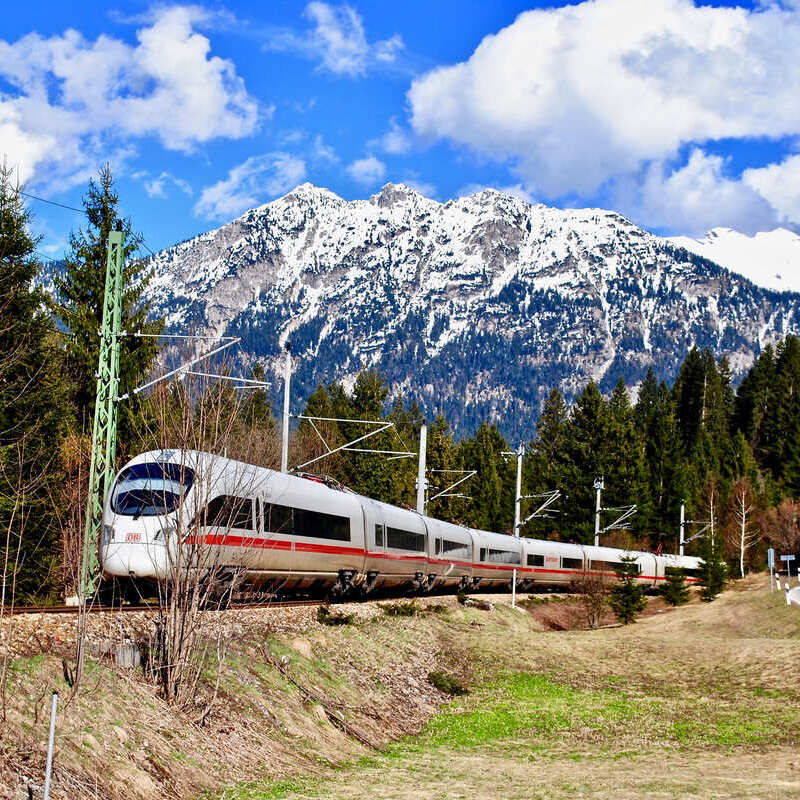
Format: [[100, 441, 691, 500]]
[[101, 541, 169, 580]]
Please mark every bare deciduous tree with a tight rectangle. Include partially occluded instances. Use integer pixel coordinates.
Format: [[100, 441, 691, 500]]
[[726, 478, 760, 578], [572, 568, 612, 629]]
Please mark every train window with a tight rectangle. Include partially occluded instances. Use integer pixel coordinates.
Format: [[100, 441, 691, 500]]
[[294, 508, 351, 541], [375, 524, 385, 547], [386, 527, 425, 552], [202, 495, 253, 531], [435, 538, 441, 555], [112, 462, 194, 517], [487, 548, 521, 565], [263, 503, 293, 534], [442, 539, 471, 559], [479, 547, 486, 562], [590, 560, 619, 572], [561, 557, 583, 570], [527, 554, 545, 567], [683, 568, 700, 578]]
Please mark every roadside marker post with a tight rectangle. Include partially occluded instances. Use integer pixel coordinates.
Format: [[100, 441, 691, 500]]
[[780, 554, 795, 584], [768, 548, 775, 592]]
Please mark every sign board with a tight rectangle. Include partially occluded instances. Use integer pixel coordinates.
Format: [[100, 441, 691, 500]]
[[780, 555, 796, 562], [768, 548, 775, 569]]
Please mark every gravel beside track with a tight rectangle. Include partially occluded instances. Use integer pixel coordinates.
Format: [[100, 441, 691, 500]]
[[3, 599, 323, 616]]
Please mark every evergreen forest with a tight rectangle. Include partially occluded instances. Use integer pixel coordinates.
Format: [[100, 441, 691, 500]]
[[2, 164, 799, 603]]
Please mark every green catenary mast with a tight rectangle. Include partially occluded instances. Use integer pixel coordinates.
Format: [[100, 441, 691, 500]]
[[79, 223, 125, 601]]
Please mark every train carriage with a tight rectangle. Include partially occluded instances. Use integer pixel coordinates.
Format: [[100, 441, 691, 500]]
[[101, 449, 702, 598]]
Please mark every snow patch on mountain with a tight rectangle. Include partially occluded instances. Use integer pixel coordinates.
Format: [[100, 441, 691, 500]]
[[142, 183, 800, 438], [669, 228, 800, 294]]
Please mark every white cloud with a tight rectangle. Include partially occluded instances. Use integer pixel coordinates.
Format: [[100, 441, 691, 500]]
[[138, 170, 194, 199], [372, 117, 412, 155], [0, 6, 259, 189], [621, 149, 777, 235], [402, 176, 436, 197], [408, 0, 800, 207], [743, 154, 800, 226], [346, 155, 386, 186], [266, 2, 403, 77], [311, 134, 339, 163], [194, 153, 306, 220]]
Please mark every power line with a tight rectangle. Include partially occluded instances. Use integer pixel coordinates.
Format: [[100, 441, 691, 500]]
[[20, 189, 161, 258], [19, 190, 84, 214]]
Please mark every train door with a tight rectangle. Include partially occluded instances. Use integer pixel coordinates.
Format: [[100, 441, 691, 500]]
[[637, 553, 659, 589], [256, 496, 294, 574], [362, 500, 387, 589]]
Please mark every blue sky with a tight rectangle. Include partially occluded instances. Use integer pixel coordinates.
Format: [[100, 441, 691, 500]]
[[2, 0, 799, 256]]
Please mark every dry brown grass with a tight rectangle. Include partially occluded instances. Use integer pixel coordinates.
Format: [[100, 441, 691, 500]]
[[1, 578, 798, 800]]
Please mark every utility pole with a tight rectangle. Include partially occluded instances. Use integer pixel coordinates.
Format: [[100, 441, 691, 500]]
[[511, 444, 523, 610], [593, 476, 604, 547], [416, 423, 427, 514], [80, 223, 124, 603], [281, 342, 291, 473], [679, 501, 685, 556]]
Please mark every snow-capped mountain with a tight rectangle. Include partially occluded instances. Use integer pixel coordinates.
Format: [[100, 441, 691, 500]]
[[145, 183, 800, 439], [669, 228, 800, 294]]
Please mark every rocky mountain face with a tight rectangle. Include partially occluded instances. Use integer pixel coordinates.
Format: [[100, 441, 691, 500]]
[[144, 183, 800, 439]]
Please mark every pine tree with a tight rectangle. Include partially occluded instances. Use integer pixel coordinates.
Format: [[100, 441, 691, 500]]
[[561, 381, 612, 543], [241, 363, 275, 431], [426, 415, 459, 520], [0, 165, 67, 600], [55, 164, 163, 446], [697, 532, 728, 601], [457, 422, 511, 532], [636, 374, 686, 540], [610, 555, 647, 624], [660, 566, 690, 606]]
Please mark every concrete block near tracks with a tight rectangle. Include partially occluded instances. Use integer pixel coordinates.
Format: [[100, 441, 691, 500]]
[[115, 639, 141, 669]]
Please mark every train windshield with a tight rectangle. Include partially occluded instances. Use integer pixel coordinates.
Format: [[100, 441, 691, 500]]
[[111, 462, 195, 517]]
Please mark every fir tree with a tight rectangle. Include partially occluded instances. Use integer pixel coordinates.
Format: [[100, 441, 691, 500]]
[[241, 362, 274, 430], [610, 556, 647, 624], [697, 532, 728, 601], [426, 415, 460, 520], [0, 165, 67, 600], [54, 165, 162, 445], [660, 566, 690, 606], [457, 422, 511, 532]]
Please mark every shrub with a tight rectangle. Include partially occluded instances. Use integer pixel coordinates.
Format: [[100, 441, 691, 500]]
[[380, 600, 420, 617], [660, 566, 690, 606], [317, 605, 355, 626], [610, 556, 647, 625], [428, 670, 469, 696]]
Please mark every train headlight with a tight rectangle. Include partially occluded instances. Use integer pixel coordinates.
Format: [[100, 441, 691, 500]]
[[102, 524, 114, 547]]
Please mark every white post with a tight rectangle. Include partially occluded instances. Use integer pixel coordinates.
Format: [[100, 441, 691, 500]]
[[512, 445, 523, 610], [416, 424, 427, 514], [43, 691, 58, 800], [280, 344, 291, 474], [593, 477, 603, 547], [679, 502, 685, 557]]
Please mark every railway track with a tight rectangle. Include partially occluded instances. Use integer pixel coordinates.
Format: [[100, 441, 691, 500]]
[[2, 599, 323, 617]]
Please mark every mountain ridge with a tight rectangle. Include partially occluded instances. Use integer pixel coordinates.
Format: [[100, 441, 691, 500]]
[[143, 182, 800, 439]]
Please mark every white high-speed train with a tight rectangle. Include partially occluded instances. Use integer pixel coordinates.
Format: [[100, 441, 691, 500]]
[[101, 450, 702, 598]]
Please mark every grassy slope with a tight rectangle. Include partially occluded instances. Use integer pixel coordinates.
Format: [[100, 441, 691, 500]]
[[221, 578, 800, 800], [2, 579, 798, 800]]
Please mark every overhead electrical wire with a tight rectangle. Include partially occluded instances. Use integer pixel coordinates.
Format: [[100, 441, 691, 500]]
[[19, 189, 160, 259]]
